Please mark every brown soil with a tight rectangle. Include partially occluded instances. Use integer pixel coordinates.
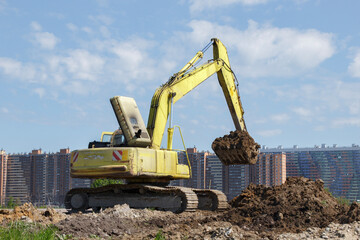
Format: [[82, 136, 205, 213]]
[[212, 130, 260, 165], [218, 176, 359, 238], [2, 177, 360, 239], [0, 203, 66, 225]]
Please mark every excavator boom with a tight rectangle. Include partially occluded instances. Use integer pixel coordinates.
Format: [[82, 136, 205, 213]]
[[147, 38, 259, 165]]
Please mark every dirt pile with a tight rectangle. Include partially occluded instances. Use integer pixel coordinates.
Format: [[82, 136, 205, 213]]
[[0, 203, 66, 225], [212, 130, 260, 165], [220, 177, 356, 234]]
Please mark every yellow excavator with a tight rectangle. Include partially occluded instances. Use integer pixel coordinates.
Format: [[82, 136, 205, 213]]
[[65, 38, 259, 213]]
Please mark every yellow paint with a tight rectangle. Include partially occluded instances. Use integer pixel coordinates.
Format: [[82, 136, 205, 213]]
[[71, 147, 189, 179]]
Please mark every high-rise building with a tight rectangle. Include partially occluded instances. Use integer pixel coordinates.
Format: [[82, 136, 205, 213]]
[[30, 149, 47, 205], [1, 148, 90, 206], [222, 164, 249, 201], [6, 153, 31, 204], [248, 152, 286, 186], [174, 147, 211, 188], [173, 148, 287, 201], [205, 155, 223, 191], [261, 144, 360, 201], [56, 148, 71, 205], [0, 150, 7, 205]]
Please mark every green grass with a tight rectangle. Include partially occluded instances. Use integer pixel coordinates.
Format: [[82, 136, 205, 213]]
[[324, 187, 351, 206], [337, 196, 350, 206], [154, 230, 166, 240], [0, 221, 58, 240]]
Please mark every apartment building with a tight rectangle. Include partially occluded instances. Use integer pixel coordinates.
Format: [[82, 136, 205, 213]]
[[6, 153, 31, 204], [0, 150, 7, 205], [204, 155, 223, 191], [222, 164, 249, 201], [173, 148, 287, 201], [0, 148, 90, 206], [175, 147, 211, 188], [248, 152, 286, 186], [261, 144, 360, 201]]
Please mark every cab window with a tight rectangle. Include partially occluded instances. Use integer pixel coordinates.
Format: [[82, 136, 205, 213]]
[[101, 134, 112, 142], [113, 134, 125, 147]]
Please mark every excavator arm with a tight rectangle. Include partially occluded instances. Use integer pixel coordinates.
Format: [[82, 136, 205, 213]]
[[147, 38, 259, 165]]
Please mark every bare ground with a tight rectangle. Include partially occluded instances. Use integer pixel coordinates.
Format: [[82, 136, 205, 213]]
[[2, 177, 360, 239]]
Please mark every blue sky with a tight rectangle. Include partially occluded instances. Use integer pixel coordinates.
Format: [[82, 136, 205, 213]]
[[0, 0, 359, 153]]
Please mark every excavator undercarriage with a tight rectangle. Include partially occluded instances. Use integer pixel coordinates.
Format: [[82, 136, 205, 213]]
[[65, 184, 228, 213]]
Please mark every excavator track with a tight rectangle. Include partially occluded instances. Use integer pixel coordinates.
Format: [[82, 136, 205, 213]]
[[193, 189, 229, 211], [65, 184, 228, 213], [65, 184, 198, 213]]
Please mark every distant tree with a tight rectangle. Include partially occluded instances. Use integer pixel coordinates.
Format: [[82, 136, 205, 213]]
[[91, 179, 124, 188]]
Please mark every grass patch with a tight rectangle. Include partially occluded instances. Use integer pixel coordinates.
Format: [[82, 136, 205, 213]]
[[337, 196, 350, 206], [0, 221, 58, 240], [154, 229, 166, 240]]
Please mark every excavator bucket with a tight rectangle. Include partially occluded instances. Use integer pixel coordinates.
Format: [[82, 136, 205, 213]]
[[212, 130, 260, 165]]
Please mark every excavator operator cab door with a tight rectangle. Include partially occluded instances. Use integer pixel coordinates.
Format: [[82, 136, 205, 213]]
[[110, 129, 127, 147]]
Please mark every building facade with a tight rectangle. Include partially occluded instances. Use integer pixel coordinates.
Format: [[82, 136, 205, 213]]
[[173, 148, 287, 201], [261, 144, 360, 201], [6, 154, 31, 204], [222, 164, 249, 201], [248, 152, 286, 186], [0, 150, 7, 205], [173, 147, 211, 188], [204, 155, 223, 191], [0, 148, 91, 206]]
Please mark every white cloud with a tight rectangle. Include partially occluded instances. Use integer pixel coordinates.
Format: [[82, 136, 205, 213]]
[[67, 23, 78, 32], [82, 27, 92, 34], [47, 12, 65, 20], [0, 0, 6, 11], [1, 107, 8, 114], [49, 49, 105, 82], [95, 0, 109, 7], [189, 0, 268, 12], [333, 118, 360, 127], [108, 38, 157, 85], [89, 15, 113, 25], [30, 22, 60, 50], [186, 20, 335, 77], [99, 26, 111, 38], [191, 119, 199, 125], [293, 0, 309, 4], [0, 35, 158, 96], [30, 21, 42, 31], [33, 32, 60, 50], [270, 113, 290, 123], [33, 88, 45, 98], [277, 79, 360, 119], [257, 129, 282, 137], [292, 107, 312, 118], [348, 50, 360, 78], [0, 57, 36, 80]]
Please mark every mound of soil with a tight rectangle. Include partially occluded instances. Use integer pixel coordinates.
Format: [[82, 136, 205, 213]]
[[0, 203, 66, 225], [220, 177, 356, 234], [212, 130, 260, 165]]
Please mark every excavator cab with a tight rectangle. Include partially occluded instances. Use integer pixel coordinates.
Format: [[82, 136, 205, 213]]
[[110, 129, 127, 147]]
